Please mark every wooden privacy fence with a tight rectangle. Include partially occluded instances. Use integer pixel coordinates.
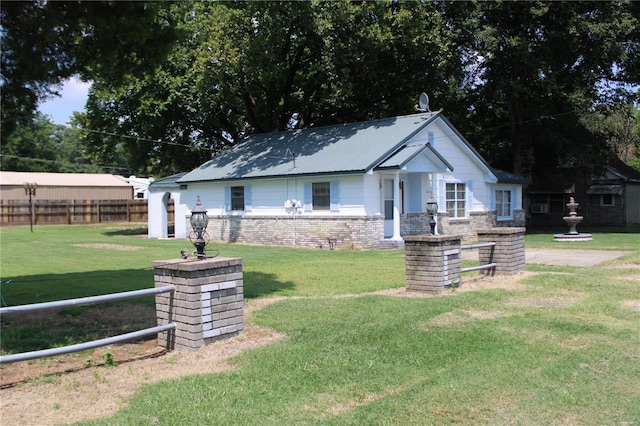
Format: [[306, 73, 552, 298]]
[[0, 199, 173, 226]]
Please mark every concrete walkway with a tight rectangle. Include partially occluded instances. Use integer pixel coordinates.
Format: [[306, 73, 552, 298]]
[[462, 247, 629, 267], [523, 248, 629, 267]]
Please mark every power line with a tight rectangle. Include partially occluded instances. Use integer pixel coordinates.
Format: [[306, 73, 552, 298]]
[[82, 129, 218, 151], [2, 109, 597, 173], [0, 154, 130, 173]]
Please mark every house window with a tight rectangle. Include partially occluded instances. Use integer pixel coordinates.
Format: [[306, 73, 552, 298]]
[[446, 182, 466, 218], [231, 186, 245, 211], [312, 182, 330, 210], [495, 189, 512, 219], [531, 194, 566, 214], [601, 194, 614, 206], [549, 194, 565, 213]]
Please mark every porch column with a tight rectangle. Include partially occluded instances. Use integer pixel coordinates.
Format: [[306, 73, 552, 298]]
[[392, 173, 402, 239]]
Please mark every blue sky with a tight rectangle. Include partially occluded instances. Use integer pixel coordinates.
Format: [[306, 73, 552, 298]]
[[37, 78, 91, 125]]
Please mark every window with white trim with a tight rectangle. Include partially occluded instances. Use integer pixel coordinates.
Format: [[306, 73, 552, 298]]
[[601, 194, 614, 206], [446, 182, 466, 218], [495, 189, 512, 219], [312, 182, 330, 210], [231, 186, 245, 211]]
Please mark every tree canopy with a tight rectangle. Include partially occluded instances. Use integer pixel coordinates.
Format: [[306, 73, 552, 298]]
[[1, 112, 121, 173], [0, 1, 176, 143], [80, 1, 465, 175], [2, 0, 638, 179], [447, 1, 639, 177]]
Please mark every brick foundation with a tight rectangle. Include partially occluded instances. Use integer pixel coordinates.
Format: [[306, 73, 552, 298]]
[[187, 211, 526, 250], [200, 215, 385, 249]]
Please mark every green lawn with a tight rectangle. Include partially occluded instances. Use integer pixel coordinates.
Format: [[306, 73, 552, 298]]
[[1, 224, 639, 425]]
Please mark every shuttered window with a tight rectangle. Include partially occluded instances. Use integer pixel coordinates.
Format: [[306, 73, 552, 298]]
[[446, 182, 466, 218]]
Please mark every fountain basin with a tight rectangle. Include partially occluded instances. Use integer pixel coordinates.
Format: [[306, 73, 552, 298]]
[[553, 232, 593, 242]]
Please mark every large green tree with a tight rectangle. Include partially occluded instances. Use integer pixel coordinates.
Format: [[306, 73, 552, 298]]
[[0, 112, 118, 173], [4, 1, 638, 181], [442, 1, 639, 178], [0, 1, 177, 145], [583, 103, 640, 171], [82, 1, 464, 175]]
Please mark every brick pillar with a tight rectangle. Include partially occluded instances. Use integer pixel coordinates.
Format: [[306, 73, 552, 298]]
[[153, 257, 244, 351], [477, 227, 526, 275], [404, 235, 462, 293]]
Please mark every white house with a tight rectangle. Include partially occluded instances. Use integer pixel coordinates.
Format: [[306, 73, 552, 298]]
[[148, 112, 528, 248]]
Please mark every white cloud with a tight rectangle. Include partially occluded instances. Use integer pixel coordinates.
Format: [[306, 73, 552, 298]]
[[38, 78, 91, 125]]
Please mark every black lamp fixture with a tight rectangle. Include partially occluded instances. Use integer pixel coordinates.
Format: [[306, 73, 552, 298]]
[[426, 196, 438, 235], [23, 182, 37, 233], [189, 196, 209, 259]]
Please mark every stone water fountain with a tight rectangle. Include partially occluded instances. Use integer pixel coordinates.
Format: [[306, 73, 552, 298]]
[[553, 197, 593, 242]]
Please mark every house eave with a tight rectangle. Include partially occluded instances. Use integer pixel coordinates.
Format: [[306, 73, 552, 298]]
[[179, 170, 366, 184]]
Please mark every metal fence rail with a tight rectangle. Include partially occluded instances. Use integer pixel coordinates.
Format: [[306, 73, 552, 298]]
[[460, 241, 497, 273], [0, 285, 175, 364]]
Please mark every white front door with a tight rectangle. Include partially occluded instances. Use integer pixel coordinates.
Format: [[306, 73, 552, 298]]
[[383, 178, 394, 238]]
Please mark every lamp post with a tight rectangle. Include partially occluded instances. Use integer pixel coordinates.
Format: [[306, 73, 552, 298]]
[[189, 196, 209, 259], [426, 197, 438, 235], [23, 182, 37, 233]]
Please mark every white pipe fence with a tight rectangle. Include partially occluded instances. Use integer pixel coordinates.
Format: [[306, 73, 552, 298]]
[[460, 241, 497, 273], [0, 285, 175, 364]]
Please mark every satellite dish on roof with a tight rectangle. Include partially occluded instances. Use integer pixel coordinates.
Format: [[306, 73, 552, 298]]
[[417, 92, 431, 112]]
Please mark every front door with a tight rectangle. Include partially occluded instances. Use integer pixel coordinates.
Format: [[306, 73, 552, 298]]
[[383, 179, 394, 237]]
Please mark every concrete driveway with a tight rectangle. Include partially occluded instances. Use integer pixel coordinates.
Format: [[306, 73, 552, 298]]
[[523, 248, 629, 267]]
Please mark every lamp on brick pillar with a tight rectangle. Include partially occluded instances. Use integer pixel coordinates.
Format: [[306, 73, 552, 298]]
[[189, 196, 209, 259], [426, 197, 438, 235]]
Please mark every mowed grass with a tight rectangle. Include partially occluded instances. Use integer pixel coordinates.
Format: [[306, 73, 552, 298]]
[[1, 224, 639, 425]]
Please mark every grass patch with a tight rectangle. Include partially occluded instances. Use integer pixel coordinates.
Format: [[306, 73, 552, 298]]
[[1, 224, 639, 424], [525, 226, 640, 251]]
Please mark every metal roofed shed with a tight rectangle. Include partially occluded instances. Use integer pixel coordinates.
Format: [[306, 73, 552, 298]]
[[0, 171, 134, 200], [586, 184, 624, 195]]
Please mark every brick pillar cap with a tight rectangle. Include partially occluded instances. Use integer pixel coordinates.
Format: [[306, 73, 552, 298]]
[[152, 257, 244, 271], [477, 227, 526, 234], [403, 234, 463, 243]]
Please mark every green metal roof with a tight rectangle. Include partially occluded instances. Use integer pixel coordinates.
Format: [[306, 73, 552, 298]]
[[491, 168, 531, 185], [376, 143, 454, 171], [178, 112, 441, 183], [148, 172, 187, 191]]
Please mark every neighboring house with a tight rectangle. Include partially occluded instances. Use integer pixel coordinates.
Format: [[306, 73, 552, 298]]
[[118, 175, 154, 199], [0, 171, 134, 200], [526, 157, 640, 228], [148, 112, 528, 248]]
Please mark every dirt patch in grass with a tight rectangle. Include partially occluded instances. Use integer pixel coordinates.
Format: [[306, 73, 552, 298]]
[[72, 243, 142, 251], [622, 299, 640, 312], [509, 298, 574, 308], [0, 300, 285, 426], [373, 271, 533, 299], [423, 309, 506, 328]]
